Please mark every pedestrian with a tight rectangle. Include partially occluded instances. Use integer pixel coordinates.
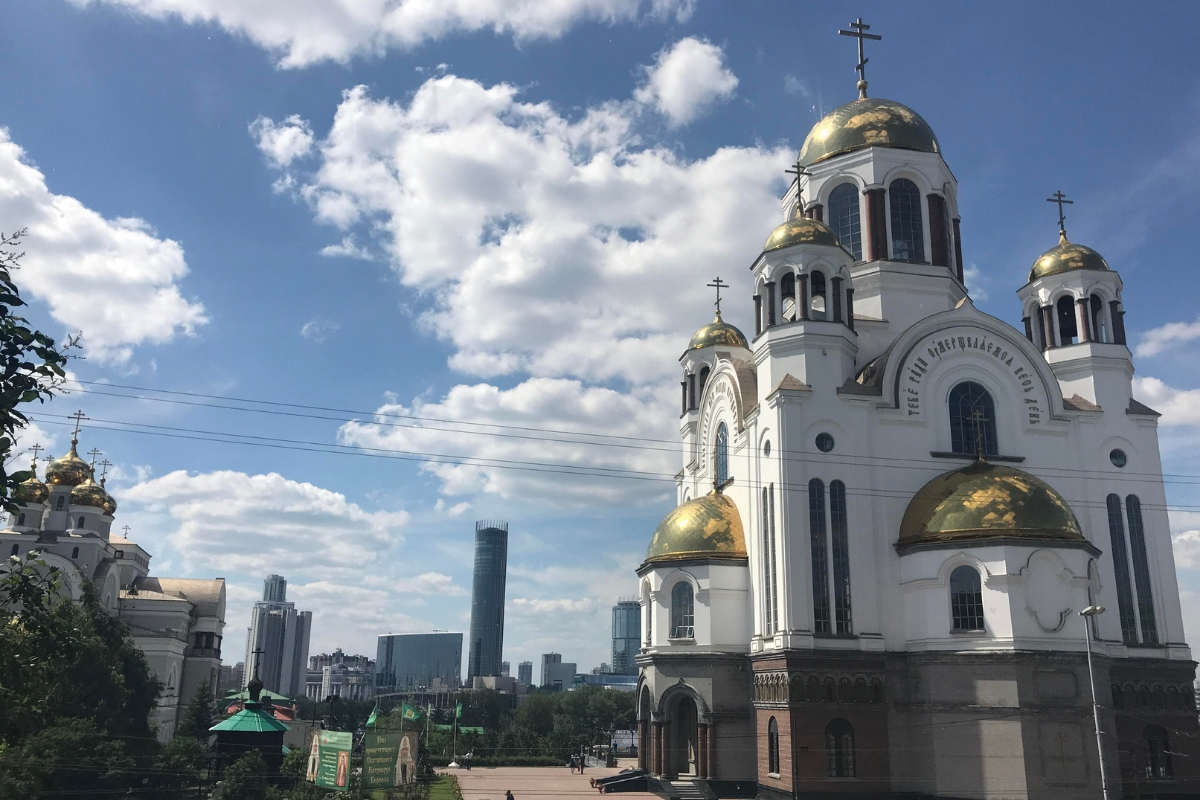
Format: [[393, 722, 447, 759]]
[[465, 750, 473, 770], [568, 754, 577, 773], [579, 752, 585, 773], [506, 791, 515, 800]]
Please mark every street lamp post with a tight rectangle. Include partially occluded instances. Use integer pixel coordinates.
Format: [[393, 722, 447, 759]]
[[1081, 605, 1110, 800]]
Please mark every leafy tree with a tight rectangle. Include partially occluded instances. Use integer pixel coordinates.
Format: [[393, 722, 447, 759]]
[[265, 747, 327, 800], [217, 750, 268, 800], [177, 677, 216, 739], [0, 230, 76, 514]]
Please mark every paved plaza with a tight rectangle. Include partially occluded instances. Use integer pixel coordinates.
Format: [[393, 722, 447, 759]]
[[451, 764, 657, 800]]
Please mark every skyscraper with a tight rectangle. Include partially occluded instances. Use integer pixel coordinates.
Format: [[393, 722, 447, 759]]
[[375, 632, 463, 692], [467, 520, 508, 681], [517, 660, 533, 685], [244, 575, 313, 696], [611, 598, 641, 675]]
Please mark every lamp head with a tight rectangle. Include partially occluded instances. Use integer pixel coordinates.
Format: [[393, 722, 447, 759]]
[[1080, 605, 1107, 617]]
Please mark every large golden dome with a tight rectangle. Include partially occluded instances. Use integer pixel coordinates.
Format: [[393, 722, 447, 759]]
[[100, 479, 117, 515], [14, 465, 48, 505], [645, 491, 747, 566], [46, 444, 92, 487], [898, 460, 1084, 552], [1029, 234, 1111, 281], [688, 311, 748, 351], [70, 476, 109, 510], [799, 97, 940, 166], [763, 214, 842, 252]]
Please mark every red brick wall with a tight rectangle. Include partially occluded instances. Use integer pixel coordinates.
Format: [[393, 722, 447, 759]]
[[756, 707, 791, 794], [789, 707, 889, 795]]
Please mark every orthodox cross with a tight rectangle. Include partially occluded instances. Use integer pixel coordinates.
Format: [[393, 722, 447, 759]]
[[43, 454, 54, 467], [87, 447, 102, 467], [99, 458, 112, 483], [122, 524, 131, 537], [251, 647, 265, 678], [29, 443, 42, 464], [707, 277, 729, 315], [970, 407, 988, 459], [68, 410, 88, 442], [785, 156, 810, 209], [838, 17, 881, 98], [1046, 190, 1073, 237]]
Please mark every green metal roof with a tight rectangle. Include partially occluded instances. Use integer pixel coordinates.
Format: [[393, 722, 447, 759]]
[[210, 704, 290, 733]]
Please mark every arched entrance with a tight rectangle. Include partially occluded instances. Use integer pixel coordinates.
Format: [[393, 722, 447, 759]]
[[638, 687, 652, 771], [668, 695, 699, 778]]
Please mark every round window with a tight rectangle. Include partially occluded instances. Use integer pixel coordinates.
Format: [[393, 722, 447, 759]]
[[1109, 448, 1127, 468], [763, 441, 771, 457], [816, 433, 835, 453]]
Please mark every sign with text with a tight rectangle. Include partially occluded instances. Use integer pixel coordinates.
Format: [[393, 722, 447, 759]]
[[362, 731, 417, 788], [313, 730, 353, 791]]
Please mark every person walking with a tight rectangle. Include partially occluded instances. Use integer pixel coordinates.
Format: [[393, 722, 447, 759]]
[[506, 792, 515, 800]]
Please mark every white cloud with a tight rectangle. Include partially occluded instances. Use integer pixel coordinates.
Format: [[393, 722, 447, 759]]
[[319, 235, 374, 260], [69, 0, 696, 68], [962, 264, 989, 301], [1132, 376, 1200, 426], [250, 114, 314, 167], [1173, 529, 1200, 570], [120, 469, 410, 575], [1135, 319, 1200, 358], [634, 37, 738, 127], [300, 317, 340, 342], [434, 498, 472, 516], [782, 74, 811, 98], [0, 130, 208, 364], [511, 597, 595, 614]]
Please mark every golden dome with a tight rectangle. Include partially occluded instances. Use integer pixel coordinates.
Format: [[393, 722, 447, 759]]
[[14, 466, 48, 505], [688, 311, 748, 351], [70, 476, 108, 510], [1029, 234, 1111, 281], [645, 491, 748, 566], [898, 460, 1084, 551], [100, 479, 117, 515], [46, 443, 92, 487], [799, 97, 940, 166], [763, 214, 842, 252]]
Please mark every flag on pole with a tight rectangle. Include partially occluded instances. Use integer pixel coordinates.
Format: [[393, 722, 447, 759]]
[[401, 702, 421, 721], [455, 702, 463, 719], [365, 702, 380, 729]]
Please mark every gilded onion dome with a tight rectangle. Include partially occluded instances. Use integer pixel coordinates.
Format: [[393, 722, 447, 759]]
[[763, 213, 842, 252], [46, 443, 92, 487], [645, 491, 748, 566], [100, 478, 117, 515], [798, 97, 940, 167], [898, 460, 1085, 551], [1029, 234, 1111, 281], [688, 310, 749, 351], [14, 462, 48, 505], [70, 476, 109, 510]]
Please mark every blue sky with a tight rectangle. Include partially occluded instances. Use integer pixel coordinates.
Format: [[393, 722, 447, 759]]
[[8, 0, 1200, 672]]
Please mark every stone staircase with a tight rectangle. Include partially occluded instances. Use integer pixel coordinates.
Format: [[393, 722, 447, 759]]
[[669, 780, 707, 800]]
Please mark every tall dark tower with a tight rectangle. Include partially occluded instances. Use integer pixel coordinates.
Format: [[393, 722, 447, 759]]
[[467, 520, 508, 682]]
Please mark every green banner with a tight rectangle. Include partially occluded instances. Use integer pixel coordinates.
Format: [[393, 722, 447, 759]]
[[362, 731, 417, 788], [455, 702, 462, 719], [314, 730, 354, 791], [400, 702, 420, 721]]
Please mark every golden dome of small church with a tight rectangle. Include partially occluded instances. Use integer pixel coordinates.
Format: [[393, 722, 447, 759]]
[[632, 20, 1195, 800]]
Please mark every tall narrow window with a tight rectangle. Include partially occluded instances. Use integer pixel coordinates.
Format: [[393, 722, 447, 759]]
[[809, 479, 830, 634], [1057, 296, 1078, 345], [829, 183, 862, 260], [769, 485, 778, 633], [1107, 494, 1139, 643], [810, 271, 827, 320], [824, 719, 856, 778], [1090, 294, 1107, 342], [830, 480, 852, 634], [762, 485, 778, 634], [1145, 725, 1173, 780], [698, 366, 711, 401], [56, 496, 64, 510], [714, 423, 729, 487], [671, 582, 694, 639], [889, 178, 925, 263], [767, 717, 780, 774], [16, 513, 24, 526], [1126, 495, 1158, 644], [948, 381, 998, 456], [950, 565, 985, 631], [643, 583, 652, 645], [780, 273, 796, 321]]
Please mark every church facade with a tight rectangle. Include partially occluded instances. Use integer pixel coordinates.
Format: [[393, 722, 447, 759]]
[[0, 433, 226, 741], [634, 73, 1197, 799]]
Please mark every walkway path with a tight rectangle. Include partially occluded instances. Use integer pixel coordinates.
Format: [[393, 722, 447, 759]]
[[452, 764, 656, 800]]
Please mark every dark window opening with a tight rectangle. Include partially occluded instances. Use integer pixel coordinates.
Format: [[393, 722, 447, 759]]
[[950, 565, 985, 631], [1107, 494, 1139, 643], [949, 381, 998, 457], [810, 271, 827, 320], [71, 546, 79, 559], [825, 718, 856, 778], [56, 496, 64, 510], [1145, 725, 1173, 780], [809, 478, 830, 634], [671, 582, 694, 639], [77, 516, 85, 529], [714, 422, 729, 487], [829, 183, 862, 260], [697, 366, 710, 402], [889, 178, 925, 263], [767, 717, 780, 774], [816, 432, 835, 453], [1056, 296, 1078, 345], [830, 480, 852, 634], [1126, 495, 1158, 644], [9, 544, 17, 556], [1090, 294, 1107, 343], [17, 513, 25, 526], [780, 273, 796, 321]]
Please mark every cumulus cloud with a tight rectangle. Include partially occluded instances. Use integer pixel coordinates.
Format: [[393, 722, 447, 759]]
[[634, 37, 738, 127], [434, 498, 472, 516], [1173, 529, 1200, 570], [0, 130, 207, 364], [69, 0, 696, 68], [1132, 376, 1200, 426], [962, 264, 989, 301], [782, 74, 811, 98], [1135, 319, 1200, 358], [250, 114, 314, 167], [300, 317, 340, 342]]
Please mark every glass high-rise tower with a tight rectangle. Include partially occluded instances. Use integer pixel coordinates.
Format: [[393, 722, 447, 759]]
[[611, 599, 641, 675], [467, 520, 508, 681]]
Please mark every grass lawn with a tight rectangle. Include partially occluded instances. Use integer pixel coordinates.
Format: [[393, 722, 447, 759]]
[[427, 775, 462, 800]]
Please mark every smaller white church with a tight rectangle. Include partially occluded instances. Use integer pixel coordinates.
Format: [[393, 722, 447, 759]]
[[634, 23, 1196, 800], [0, 429, 225, 741]]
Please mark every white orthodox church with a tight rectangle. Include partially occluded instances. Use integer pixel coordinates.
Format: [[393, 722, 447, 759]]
[[0, 430, 226, 741], [634, 35, 1197, 800]]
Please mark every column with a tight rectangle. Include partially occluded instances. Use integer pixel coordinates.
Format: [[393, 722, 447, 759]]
[[754, 295, 762, 335], [1041, 305, 1056, 350], [1076, 298, 1092, 343], [707, 722, 716, 779], [766, 282, 777, 328], [831, 277, 843, 323], [680, 381, 688, 415], [797, 274, 810, 321], [927, 194, 948, 268], [1111, 301, 1127, 345], [653, 721, 664, 775], [845, 289, 855, 332], [638, 721, 647, 770], [809, 204, 823, 222], [864, 189, 887, 262], [698, 725, 709, 778], [952, 218, 965, 282], [1022, 316, 1034, 343]]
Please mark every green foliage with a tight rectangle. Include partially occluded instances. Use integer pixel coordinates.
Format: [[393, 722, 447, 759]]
[[218, 750, 268, 800], [265, 746, 327, 800], [0, 230, 75, 514], [177, 677, 216, 739]]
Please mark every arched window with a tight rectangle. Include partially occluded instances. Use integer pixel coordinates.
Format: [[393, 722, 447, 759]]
[[825, 719, 856, 778], [830, 480, 852, 634], [1090, 294, 1107, 342], [948, 381, 998, 456], [806, 675, 820, 702], [829, 183, 862, 260], [697, 366, 711, 401], [767, 717, 780, 774], [870, 679, 884, 703], [714, 423, 729, 487], [643, 584, 652, 645], [809, 479, 831, 634], [71, 546, 79, 559], [9, 544, 17, 556], [838, 678, 852, 703], [77, 516, 85, 529], [950, 565, 985, 631], [762, 485, 778, 634], [809, 271, 827, 320], [671, 581, 694, 639], [1138, 686, 1151, 708], [16, 513, 25, 526], [1145, 725, 1173, 780], [889, 178, 925, 263], [780, 273, 796, 321], [853, 678, 869, 703], [1056, 296, 1078, 345], [1151, 686, 1166, 708], [1125, 495, 1158, 644], [823, 677, 837, 703], [1112, 684, 1125, 709], [56, 495, 64, 510], [1107, 494, 1138, 643]]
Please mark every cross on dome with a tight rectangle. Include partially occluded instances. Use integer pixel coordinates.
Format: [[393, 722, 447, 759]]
[[707, 277, 729, 315], [68, 409, 88, 443], [87, 447, 102, 467], [838, 17, 882, 99], [785, 156, 809, 201], [1046, 190, 1074, 239]]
